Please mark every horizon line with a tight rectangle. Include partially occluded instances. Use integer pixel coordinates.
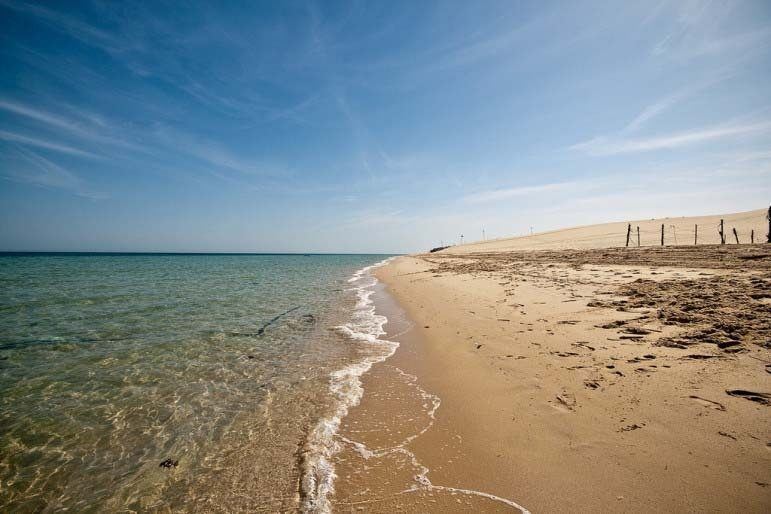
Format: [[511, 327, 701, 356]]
[[0, 251, 401, 256]]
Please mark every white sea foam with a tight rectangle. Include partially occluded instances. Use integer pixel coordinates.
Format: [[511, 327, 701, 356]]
[[301, 256, 530, 514], [300, 257, 397, 513]]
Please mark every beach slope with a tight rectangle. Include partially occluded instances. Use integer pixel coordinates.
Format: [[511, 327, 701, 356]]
[[369, 209, 770, 512]]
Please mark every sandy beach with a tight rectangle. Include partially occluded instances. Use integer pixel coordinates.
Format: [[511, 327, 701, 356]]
[[334, 208, 770, 513], [4, 3, 771, 511]]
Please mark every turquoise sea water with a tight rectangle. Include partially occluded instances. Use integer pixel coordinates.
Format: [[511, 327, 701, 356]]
[[0, 253, 390, 512]]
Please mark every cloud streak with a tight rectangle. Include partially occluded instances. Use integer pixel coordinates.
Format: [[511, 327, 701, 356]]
[[623, 92, 688, 133], [622, 71, 734, 134], [0, 0, 119, 52], [150, 125, 286, 179], [3, 146, 106, 199], [571, 121, 771, 156], [0, 100, 83, 132], [0, 99, 143, 152], [462, 181, 574, 204], [0, 130, 99, 158]]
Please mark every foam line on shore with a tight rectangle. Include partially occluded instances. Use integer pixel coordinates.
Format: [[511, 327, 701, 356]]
[[302, 256, 531, 513], [300, 257, 397, 513]]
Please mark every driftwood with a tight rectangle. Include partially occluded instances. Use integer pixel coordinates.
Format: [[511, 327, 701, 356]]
[[257, 306, 302, 336], [225, 306, 306, 338]]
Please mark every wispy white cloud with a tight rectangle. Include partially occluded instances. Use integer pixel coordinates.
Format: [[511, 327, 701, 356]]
[[150, 125, 286, 179], [0, 130, 99, 158], [623, 92, 686, 133], [0, 100, 83, 132], [0, 99, 142, 152], [348, 209, 406, 228], [655, 25, 771, 60], [732, 150, 771, 163], [650, 0, 771, 60], [433, 24, 530, 71], [462, 181, 574, 204], [1, 1, 307, 127], [3, 146, 107, 199], [264, 94, 320, 124], [0, 0, 119, 52], [571, 120, 771, 156], [622, 69, 736, 134], [0, 98, 292, 186], [307, 4, 378, 178]]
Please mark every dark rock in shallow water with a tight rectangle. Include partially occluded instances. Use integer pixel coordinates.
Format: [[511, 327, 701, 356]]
[[159, 459, 178, 469], [300, 314, 315, 323]]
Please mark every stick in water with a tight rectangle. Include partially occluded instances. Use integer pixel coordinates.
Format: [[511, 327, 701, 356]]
[[257, 306, 302, 336]]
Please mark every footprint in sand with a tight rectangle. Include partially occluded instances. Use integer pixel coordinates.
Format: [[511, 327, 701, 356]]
[[553, 392, 576, 412]]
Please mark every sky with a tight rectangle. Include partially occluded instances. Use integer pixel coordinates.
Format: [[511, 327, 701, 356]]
[[0, 0, 770, 253]]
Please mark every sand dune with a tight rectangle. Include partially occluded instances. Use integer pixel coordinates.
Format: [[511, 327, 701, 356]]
[[443, 208, 768, 253]]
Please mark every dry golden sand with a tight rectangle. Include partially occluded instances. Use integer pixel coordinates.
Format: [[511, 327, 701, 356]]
[[333, 209, 771, 513]]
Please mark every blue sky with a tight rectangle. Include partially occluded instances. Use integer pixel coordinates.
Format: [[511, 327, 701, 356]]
[[0, 0, 769, 253]]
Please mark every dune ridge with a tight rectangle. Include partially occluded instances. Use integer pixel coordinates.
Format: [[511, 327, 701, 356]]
[[443, 208, 768, 253]]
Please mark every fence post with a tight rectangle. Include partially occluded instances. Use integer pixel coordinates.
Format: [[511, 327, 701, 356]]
[[767, 205, 771, 243], [637, 226, 640, 247], [719, 219, 725, 245], [626, 223, 631, 247], [751, 229, 754, 244], [694, 224, 698, 245], [733, 227, 739, 244], [661, 224, 664, 246]]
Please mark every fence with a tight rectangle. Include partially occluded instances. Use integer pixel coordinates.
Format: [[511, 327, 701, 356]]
[[622, 206, 770, 248]]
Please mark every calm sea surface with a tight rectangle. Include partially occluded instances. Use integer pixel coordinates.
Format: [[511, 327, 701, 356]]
[[0, 253, 391, 512]]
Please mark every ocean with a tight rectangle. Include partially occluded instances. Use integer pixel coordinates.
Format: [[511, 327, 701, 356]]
[[0, 253, 393, 512]]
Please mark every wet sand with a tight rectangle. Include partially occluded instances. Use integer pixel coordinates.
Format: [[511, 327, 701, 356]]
[[334, 243, 771, 512], [333, 281, 528, 512]]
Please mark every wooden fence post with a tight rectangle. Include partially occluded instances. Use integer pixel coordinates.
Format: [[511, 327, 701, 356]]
[[719, 219, 725, 245], [661, 224, 664, 246], [694, 224, 698, 245], [637, 226, 640, 247], [733, 227, 739, 244], [626, 223, 631, 247], [751, 229, 754, 244], [767, 205, 771, 243]]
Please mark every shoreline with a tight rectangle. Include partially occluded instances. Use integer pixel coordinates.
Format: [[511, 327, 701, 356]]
[[333, 246, 770, 512], [332, 263, 531, 512], [302, 258, 399, 512]]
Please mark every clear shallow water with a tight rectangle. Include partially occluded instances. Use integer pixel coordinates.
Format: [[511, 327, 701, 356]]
[[0, 253, 390, 512]]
